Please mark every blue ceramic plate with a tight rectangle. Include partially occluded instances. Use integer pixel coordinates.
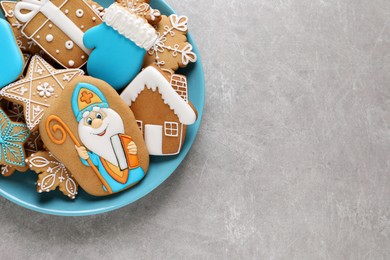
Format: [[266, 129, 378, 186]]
[[0, 0, 204, 216]]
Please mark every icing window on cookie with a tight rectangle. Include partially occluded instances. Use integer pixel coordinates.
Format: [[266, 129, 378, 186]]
[[65, 41, 74, 50], [164, 122, 179, 137], [76, 9, 84, 18], [136, 120, 143, 133]]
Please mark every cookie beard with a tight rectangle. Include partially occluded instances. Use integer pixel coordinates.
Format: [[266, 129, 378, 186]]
[[78, 108, 125, 167]]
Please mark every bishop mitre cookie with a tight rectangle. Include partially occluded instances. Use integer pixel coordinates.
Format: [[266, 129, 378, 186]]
[[40, 76, 149, 196]]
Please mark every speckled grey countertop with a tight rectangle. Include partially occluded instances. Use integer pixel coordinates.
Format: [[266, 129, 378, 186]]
[[1, 0, 389, 259]]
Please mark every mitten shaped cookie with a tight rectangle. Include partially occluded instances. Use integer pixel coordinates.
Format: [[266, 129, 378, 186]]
[[84, 3, 158, 91], [0, 18, 24, 88]]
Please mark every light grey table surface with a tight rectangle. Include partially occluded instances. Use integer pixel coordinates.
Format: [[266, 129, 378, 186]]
[[1, 0, 389, 259]]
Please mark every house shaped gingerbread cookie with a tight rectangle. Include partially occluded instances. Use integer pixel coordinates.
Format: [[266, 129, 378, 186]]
[[120, 66, 197, 156]]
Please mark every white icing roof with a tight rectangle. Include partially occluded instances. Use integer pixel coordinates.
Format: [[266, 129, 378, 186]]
[[120, 66, 197, 125]]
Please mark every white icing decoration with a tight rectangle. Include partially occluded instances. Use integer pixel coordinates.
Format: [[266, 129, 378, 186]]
[[148, 15, 197, 67], [65, 40, 74, 50], [37, 82, 54, 97], [76, 9, 84, 18], [103, 3, 158, 50], [14, 0, 92, 55], [68, 60, 75, 67], [27, 152, 77, 198], [120, 66, 197, 125], [144, 125, 163, 155], [46, 34, 53, 42]]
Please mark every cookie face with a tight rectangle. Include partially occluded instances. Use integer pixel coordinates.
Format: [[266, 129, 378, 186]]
[[0, 18, 25, 88], [40, 76, 149, 196], [144, 15, 197, 73], [0, 55, 84, 131], [13, 0, 103, 68], [84, 3, 158, 90], [120, 66, 197, 155], [0, 109, 30, 167]]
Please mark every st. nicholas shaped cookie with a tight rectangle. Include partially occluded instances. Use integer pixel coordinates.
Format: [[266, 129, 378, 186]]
[[0, 55, 84, 131], [39, 76, 149, 196]]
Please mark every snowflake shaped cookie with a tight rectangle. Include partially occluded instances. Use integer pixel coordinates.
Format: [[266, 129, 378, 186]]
[[26, 151, 79, 199], [144, 15, 197, 73], [116, 0, 161, 25], [0, 109, 30, 167], [0, 55, 84, 131]]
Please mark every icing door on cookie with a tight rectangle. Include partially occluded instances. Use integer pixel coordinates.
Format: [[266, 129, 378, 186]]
[[144, 125, 163, 155]]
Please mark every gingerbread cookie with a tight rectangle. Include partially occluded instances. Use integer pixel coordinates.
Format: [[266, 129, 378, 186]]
[[25, 130, 44, 156], [0, 108, 30, 168], [120, 66, 198, 155], [144, 15, 197, 73], [26, 151, 78, 199], [1, 99, 25, 123], [0, 55, 84, 131], [1, 165, 15, 177], [84, 3, 158, 90], [13, 0, 103, 68], [0, 1, 41, 55], [40, 76, 149, 196], [0, 18, 25, 88], [0, 164, 28, 177], [116, 0, 161, 25]]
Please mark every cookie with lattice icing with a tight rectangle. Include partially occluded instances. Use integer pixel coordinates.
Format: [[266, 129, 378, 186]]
[[0, 55, 84, 131], [144, 15, 197, 73], [26, 151, 78, 199]]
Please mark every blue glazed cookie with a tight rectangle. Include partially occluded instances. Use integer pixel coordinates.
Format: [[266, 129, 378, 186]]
[[83, 3, 158, 91], [0, 18, 24, 88]]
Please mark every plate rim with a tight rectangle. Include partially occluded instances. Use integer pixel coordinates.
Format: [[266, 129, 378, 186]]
[[0, 0, 205, 216]]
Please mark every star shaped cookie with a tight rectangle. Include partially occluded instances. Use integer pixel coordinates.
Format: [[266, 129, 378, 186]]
[[0, 55, 84, 131], [0, 108, 30, 167]]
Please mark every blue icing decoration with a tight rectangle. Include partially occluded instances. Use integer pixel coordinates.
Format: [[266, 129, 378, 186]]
[[83, 23, 146, 91], [0, 109, 30, 167], [0, 18, 24, 89], [71, 82, 109, 122], [81, 153, 145, 193]]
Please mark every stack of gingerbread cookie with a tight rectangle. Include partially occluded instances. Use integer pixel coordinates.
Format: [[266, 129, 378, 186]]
[[0, 0, 198, 199]]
